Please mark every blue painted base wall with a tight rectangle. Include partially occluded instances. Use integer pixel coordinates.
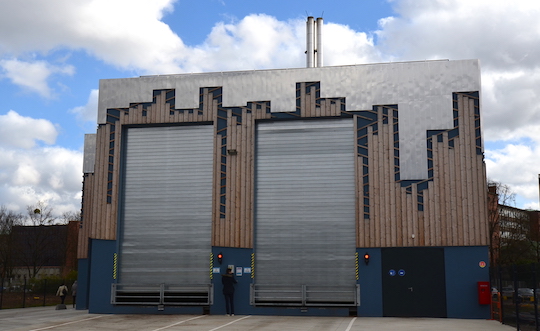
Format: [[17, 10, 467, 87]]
[[76, 258, 89, 310], [445, 246, 491, 318], [210, 246, 351, 317], [357, 248, 383, 317], [78, 240, 488, 318], [82, 239, 205, 314], [356, 246, 490, 319]]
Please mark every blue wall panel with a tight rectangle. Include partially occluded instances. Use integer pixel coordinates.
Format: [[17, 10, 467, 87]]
[[210, 246, 350, 316], [87, 239, 205, 314], [444, 246, 490, 319], [211, 247, 253, 315], [357, 248, 383, 317], [88, 239, 116, 313], [85, 241, 488, 318], [76, 258, 89, 310], [355, 246, 489, 318]]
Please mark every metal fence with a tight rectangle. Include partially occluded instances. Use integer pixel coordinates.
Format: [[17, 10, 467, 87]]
[[0, 278, 76, 309], [491, 264, 540, 331]]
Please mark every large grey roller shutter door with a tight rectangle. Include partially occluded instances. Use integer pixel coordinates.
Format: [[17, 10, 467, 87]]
[[119, 125, 214, 285], [254, 118, 357, 305]]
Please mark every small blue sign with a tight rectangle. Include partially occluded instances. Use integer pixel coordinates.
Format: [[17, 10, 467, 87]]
[[398, 269, 406, 276], [389, 269, 396, 277]]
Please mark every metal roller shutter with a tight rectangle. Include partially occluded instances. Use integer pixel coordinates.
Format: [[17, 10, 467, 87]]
[[118, 125, 214, 287], [253, 118, 357, 306]]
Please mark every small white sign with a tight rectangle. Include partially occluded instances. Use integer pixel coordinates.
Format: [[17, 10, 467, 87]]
[[244, 267, 252, 274], [213, 267, 221, 273], [236, 266, 243, 276]]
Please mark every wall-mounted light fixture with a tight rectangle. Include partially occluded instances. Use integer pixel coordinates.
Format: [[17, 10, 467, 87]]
[[217, 252, 223, 264], [227, 149, 237, 155], [364, 253, 370, 265]]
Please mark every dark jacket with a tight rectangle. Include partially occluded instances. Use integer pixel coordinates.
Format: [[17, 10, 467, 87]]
[[222, 273, 237, 294]]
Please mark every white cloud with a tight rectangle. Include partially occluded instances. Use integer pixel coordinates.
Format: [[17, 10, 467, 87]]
[[1, 3, 383, 75], [0, 58, 74, 98], [481, 69, 540, 141], [70, 89, 99, 123], [377, 1, 540, 70], [0, 111, 82, 216], [13, 162, 41, 186], [181, 15, 304, 72], [0, 0, 183, 74], [180, 15, 383, 73], [322, 23, 383, 66], [0, 145, 83, 216], [485, 143, 540, 205], [0, 110, 58, 148]]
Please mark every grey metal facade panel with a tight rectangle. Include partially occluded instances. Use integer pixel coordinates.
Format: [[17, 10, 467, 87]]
[[98, 60, 480, 180], [254, 119, 356, 293], [119, 125, 214, 285], [83, 134, 96, 174]]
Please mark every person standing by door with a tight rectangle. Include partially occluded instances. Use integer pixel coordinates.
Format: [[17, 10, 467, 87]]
[[221, 268, 237, 316]]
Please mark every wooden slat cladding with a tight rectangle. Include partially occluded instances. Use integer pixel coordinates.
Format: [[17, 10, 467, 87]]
[[358, 93, 488, 247], [79, 84, 488, 258], [77, 173, 94, 259]]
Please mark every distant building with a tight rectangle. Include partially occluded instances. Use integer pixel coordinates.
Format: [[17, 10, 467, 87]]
[[488, 185, 540, 265], [8, 221, 79, 282]]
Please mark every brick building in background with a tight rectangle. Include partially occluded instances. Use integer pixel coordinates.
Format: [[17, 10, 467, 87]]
[[488, 185, 540, 266], [8, 221, 79, 282]]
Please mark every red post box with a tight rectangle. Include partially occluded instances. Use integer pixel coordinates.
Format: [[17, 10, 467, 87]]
[[478, 281, 491, 305]]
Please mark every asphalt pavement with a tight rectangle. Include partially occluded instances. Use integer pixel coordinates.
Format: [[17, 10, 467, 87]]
[[0, 306, 515, 331]]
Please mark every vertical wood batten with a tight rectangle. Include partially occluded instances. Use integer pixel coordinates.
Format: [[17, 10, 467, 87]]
[[354, 115, 362, 247], [463, 95, 475, 244], [449, 143, 458, 246], [411, 184, 418, 246], [469, 98, 482, 244], [367, 125, 375, 247], [381, 113, 391, 246]]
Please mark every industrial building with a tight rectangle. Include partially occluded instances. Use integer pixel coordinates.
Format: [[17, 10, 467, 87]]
[[77, 18, 490, 318]]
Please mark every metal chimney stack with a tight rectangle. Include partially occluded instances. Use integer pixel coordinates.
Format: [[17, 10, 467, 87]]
[[306, 16, 323, 68]]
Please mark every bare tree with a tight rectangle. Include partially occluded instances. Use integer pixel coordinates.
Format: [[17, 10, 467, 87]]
[[498, 205, 536, 265], [15, 202, 64, 278], [26, 201, 56, 225], [487, 180, 516, 266], [0, 206, 23, 279], [60, 211, 81, 225]]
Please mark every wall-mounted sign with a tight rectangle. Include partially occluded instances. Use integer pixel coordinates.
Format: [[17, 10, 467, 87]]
[[236, 266, 243, 276], [479, 261, 486, 268], [398, 269, 406, 276], [213, 267, 221, 274], [389, 269, 396, 277]]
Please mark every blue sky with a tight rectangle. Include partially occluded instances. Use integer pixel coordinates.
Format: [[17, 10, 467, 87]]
[[1, 0, 539, 216]]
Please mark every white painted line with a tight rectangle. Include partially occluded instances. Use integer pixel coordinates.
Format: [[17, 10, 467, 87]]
[[29, 315, 106, 331], [151, 315, 206, 331], [344, 317, 357, 331], [208, 315, 251, 331]]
